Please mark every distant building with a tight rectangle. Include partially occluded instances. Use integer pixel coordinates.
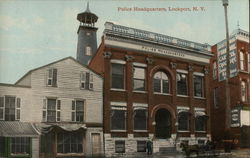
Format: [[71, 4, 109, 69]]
[[210, 29, 250, 148], [89, 22, 213, 157], [0, 57, 104, 158], [76, 3, 98, 65]]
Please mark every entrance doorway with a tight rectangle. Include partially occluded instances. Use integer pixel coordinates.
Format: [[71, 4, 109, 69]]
[[91, 133, 101, 156], [155, 109, 171, 139]]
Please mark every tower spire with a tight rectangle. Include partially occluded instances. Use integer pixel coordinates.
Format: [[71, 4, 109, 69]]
[[85, 2, 90, 12]]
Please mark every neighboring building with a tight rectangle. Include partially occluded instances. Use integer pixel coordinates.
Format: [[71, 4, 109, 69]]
[[0, 57, 104, 158], [89, 22, 213, 157], [76, 3, 98, 65], [210, 29, 250, 148]]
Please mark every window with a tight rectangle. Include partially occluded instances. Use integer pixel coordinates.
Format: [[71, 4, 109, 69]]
[[85, 46, 92, 56], [80, 72, 93, 90], [0, 96, 20, 121], [133, 67, 145, 91], [248, 53, 250, 72], [177, 72, 188, 96], [133, 107, 147, 130], [42, 98, 61, 122], [47, 68, 57, 87], [195, 112, 207, 131], [111, 63, 124, 89], [115, 141, 125, 153], [193, 75, 204, 97], [153, 71, 169, 94], [57, 132, 83, 153], [111, 106, 126, 130], [178, 111, 189, 131], [11, 137, 30, 155], [213, 88, 219, 108], [213, 61, 217, 80], [240, 51, 245, 70], [137, 141, 146, 152], [0, 137, 5, 156], [241, 81, 246, 102], [72, 100, 84, 122]]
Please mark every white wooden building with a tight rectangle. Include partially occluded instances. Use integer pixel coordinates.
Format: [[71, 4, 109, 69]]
[[0, 57, 104, 158]]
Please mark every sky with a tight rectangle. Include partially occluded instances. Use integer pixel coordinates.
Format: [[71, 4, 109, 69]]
[[0, 0, 249, 84]]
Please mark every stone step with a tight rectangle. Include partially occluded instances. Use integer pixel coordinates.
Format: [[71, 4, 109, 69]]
[[159, 147, 178, 154]]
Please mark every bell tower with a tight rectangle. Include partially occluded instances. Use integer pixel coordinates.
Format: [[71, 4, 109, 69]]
[[76, 3, 98, 65]]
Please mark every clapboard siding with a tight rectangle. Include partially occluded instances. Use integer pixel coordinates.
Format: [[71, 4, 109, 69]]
[[0, 57, 103, 124]]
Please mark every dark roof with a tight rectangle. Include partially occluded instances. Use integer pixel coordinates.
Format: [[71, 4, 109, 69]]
[[15, 56, 103, 85], [0, 121, 39, 137], [77, 2, 98, 23]]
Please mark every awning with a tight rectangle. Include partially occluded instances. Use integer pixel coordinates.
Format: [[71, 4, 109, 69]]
[[195, 111, 209, 119], [0, 121, 39, 137], [36, 123, 87, 134]]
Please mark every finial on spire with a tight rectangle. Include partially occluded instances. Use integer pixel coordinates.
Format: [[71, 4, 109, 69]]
[[85, 2, 90, 12], [237, 20, 240, 30]]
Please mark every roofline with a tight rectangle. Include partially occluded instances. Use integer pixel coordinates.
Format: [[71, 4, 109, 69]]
[[0, 83, 31, 88], [15, 56, 103, 85]]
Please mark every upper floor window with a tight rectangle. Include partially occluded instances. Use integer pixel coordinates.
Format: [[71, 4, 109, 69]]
[[0, 96, 20, 121], [133, 105, 147, 130], [111, 103, 127, 130], [193, 74, 204, 98], [85, 46, 92, 56], [111, 62, 125, 89], [80, 72, 93, 90], [154, 71, 169, 94], [47, 68, 57, 87], [213, 61, 217, 80], [42, 98, 61, 122], [133, 66, 145, 91], [248, 53, 250, 72], [241, 81, 246, 102], [72, 100, 84, 122], [177, 71, 188, 96], [177, 110, 190, 131], [213, 87, 219, 108], [240, 51, 245, 70]]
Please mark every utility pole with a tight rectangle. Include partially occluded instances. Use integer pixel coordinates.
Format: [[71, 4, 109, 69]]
[[222, 0, 231, 129]]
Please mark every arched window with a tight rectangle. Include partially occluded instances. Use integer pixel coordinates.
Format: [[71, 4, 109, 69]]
[[241, 81, 246, 102], [240, 51, 245, 70], [153, 71, 169, 94], [85, 46, 92, 56]]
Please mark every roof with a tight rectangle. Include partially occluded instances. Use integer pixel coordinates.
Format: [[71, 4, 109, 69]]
[[15, 56, 103, 85], [77, 2, 98, 23], [0, 121, 40, 137]]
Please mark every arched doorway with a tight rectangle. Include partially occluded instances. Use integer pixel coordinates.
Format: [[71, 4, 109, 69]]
[[155, 109, 171, 139]]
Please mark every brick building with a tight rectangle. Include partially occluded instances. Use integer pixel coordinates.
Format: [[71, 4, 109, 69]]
[[89, 22, 213, 156], [210, 29, 250, 147]]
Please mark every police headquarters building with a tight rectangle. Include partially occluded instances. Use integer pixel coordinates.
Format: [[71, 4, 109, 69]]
[[89, 22, 213, 156]]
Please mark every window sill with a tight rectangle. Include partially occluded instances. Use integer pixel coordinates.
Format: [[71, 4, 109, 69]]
[[154, 92, 171, 96], [80, 88, 93, 91], [177, 130, 190, 133], [46, 85, 58, 88], [195, 131, 206, 133], [177, 95, 189, 98], [111, 130, 127, 132], [194, 97, 206, 100], [111, 88, 126, 92], [133, 90, 147, 94], [133, 130, 148, 132]]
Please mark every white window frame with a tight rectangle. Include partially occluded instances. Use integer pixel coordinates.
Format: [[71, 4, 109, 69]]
[[110, 61, 126, 91], [80, 72, 94, 90], [110, 102, 127, 132], [194, 109, 206, 132], [71, 99, 85, 122], [193, 73, 205, 98], [47, 68, 57, 87], [43, 98, 60, 122], [177, 107, 190, 132], [0, 96, 5, 120], [176, 70, 188, 96], [241, 81, 246, 102], [153, 71, 170, 94], [0, 96, 20, 121], [133, 66, 146, 92]]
